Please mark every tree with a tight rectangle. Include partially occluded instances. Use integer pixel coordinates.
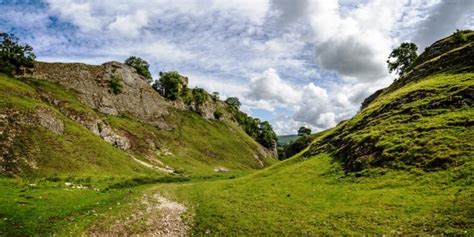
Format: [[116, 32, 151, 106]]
[[297, 126, 311, 136], [387, 42, 418, 76], [225, 97, 241, 109], [257, 121, 278, 149], [155, 71, 182, 100], [0, 32, 36, 75], [282, 135, 311, 159], [211, 92, 220, 101], [124, 56, 152, 83]]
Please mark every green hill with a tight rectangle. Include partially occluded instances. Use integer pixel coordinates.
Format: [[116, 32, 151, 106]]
[[147, 32, 474, 235], [0, 62, 275, 178]]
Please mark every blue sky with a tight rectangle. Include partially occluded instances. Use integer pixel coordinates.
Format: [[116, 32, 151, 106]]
[[1, 0, 472, 134]]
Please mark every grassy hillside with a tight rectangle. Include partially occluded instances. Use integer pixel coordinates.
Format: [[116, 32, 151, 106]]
[[0, 74, 275, 178], [145, 33, 474, 235], [165, 153, 472, 235]]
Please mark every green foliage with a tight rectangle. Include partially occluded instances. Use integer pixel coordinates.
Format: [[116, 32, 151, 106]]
[[231, 110, 277, 149], [192, 87, 209, 105], [0, 32, 36, 75], [387, 42, 418, 76], [280, 135, 312, 160], [213, 110, 223, 120], [257, 121, 278, 149], [453, 29, 467, 42], [124, 56, 152, 83], [154, 71, 182, 100], [109, 75, 123, 94], [225, 97, 241, 109], [297, 126, 311, 136], [211, 92, 220, 101]]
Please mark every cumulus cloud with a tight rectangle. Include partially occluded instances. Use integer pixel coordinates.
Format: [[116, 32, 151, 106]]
[[412, 0, 474, 49], [246, 68, 301, 105], [108, 10, 149, 37], [47, 0, 103, 32], [308, 0, 404, 82]]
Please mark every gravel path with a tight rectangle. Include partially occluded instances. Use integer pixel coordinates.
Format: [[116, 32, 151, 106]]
[[88, 192, 190, 236]]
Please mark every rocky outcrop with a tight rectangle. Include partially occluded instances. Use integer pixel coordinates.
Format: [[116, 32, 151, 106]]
[[59, 107, 130, 150], [32, 61, 171, 128]]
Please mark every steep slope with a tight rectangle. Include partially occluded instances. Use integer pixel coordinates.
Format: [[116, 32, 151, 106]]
[[305, 31, 474, 172], [158, 33, 474, 235], [0, 61, 275, 177]]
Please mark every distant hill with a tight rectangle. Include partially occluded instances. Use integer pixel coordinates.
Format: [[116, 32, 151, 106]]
[[277, 134, 299, 145]]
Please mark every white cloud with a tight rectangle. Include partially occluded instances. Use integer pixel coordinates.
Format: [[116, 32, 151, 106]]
[[108, 10, 149, 37], [308, 0, 404, 83], [412, 0, 474, 49], [47, 0, 103, 32], [246, 68, 301, 105]]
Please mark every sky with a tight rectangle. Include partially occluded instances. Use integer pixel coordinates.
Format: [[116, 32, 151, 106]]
[[0, 0, 472, 135]]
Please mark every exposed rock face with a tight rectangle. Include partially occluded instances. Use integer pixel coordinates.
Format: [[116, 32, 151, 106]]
[[35, 107, 64, 135], [32, 61, 170, 127], [59, 107, 130, 150]]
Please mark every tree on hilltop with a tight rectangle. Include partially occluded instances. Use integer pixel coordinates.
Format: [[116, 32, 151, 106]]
[[297, 126, 311, 136], [124, 56, 153, 83], [0, 32, 36, 75], [387, 42, 418, 76]]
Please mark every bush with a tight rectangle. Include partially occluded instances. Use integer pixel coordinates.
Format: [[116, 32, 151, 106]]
[[283, 135, 312, 159], [124, 56, 153, 83], [211, 92, 220, 101], [154, 71, 182, 100], [192, 87, 209, 105], [0, 32, 36, 75], [225, 97, 241, 110], [214, 110, 223, 120], [453, 29, 467, 42], [109, 75, 123, 94]]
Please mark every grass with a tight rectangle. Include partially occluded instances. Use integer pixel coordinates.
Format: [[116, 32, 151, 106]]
[[0, 177, 148, 236], [105, 110, 276, 176], [306, 72, 474, 171], [161, 153, 473, 235]]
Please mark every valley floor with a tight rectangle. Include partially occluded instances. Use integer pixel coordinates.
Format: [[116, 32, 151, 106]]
[[1, 153, 472, 235]]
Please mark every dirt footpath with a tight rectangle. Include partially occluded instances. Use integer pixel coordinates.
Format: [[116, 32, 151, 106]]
[[88, 191, 190, 236]]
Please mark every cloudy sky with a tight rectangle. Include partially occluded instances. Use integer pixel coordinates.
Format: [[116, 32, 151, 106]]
[[1, 0, 472, 134]]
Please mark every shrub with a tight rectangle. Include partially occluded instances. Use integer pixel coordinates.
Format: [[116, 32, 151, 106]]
[[214, 110, 223, 120], [453, 29, 467, 42], [211, 92, 220, 101], [283, 135, 312, 159], [225, 97, 241, 109], [192, 87, 209, 105], [109, 75, 123, 94], [0, 32, 36, 75], [124, 56, 153, 83], [155, 71, 182, 100]]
